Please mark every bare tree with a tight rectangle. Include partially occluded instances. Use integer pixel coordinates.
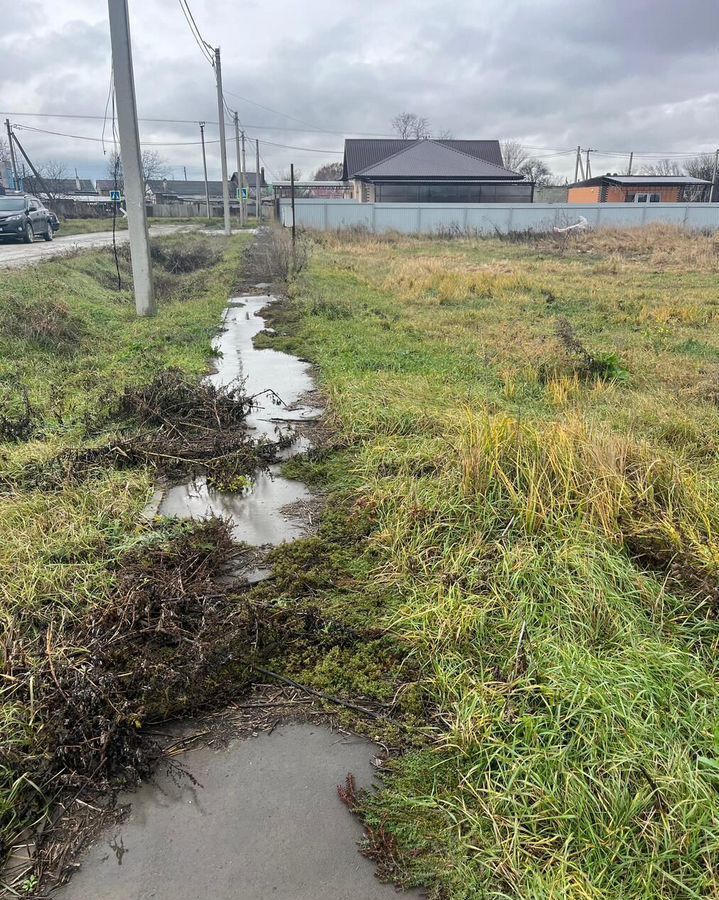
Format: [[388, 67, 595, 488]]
[[391, 112, 431, 140], [314, 161, 343, 180], [518, 158, 553, 186], [684, 153, 717, 183], [278, 167, 303, 182], [107, 149, 171, 190], [501, 140, 530, 171], [641, 158, 682, 176], [0, 137, 12, 188], [435, 129, 454, 140]]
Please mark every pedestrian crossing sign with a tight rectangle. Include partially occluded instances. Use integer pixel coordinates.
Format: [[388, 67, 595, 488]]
[[110, 190, 122, 202]]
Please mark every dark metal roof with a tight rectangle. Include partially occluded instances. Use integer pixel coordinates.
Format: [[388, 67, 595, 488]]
[[343, 138, 505, 179], [571, 174, 712, 187], [24, 176, 97, 194], [353, 140, 522, 181]]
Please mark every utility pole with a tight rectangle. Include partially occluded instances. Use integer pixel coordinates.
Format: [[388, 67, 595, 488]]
[[233, 112, 243, 225], [5, 120, 19, 189], [709, 149, 718, 203], [10, 131, 53, 200], [240, 130, 247, 224], [183, 165, 187, 181], [290, 162, 297, 268], [574, 145, 581, 182], [627, 152, 633, 176], [255, 138, 261, 223], [213, 47, 231, 235], [585, 148, 593, 180], [107, 0, 155, 316], [199, 122, 210, 220]]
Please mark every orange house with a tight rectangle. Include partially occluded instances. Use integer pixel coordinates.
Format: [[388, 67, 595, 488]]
[[567, 174, 711, 203]]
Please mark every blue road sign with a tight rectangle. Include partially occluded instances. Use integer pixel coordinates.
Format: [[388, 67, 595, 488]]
[[110, 190, 122, 202]]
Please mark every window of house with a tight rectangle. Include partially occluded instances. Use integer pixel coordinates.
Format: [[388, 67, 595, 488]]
[[636, 194, 647, 202], [650, 193, 660, 202]]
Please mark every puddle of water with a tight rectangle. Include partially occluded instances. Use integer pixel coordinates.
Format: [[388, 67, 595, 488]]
[[157, 294, 318, 546], [160, 465, 310, 546], [54, 725, 422, 900]]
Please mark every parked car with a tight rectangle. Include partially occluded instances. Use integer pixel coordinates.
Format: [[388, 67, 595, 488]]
[[0, 194, 54, 243], [47, 210, 60, 233]]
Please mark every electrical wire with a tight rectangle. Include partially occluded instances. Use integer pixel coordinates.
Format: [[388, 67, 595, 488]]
[[222, 88, 326, 133], [178, 0, 214, 65]]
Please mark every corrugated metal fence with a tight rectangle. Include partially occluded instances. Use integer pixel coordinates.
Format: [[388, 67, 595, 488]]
[[280, 200, 719, 233]]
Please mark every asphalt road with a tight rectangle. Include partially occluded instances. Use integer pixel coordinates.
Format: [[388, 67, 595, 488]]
[[0, 224, 188, 269]]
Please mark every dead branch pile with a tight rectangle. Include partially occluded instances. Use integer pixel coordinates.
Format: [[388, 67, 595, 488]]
[[2, 519, 269, 865]]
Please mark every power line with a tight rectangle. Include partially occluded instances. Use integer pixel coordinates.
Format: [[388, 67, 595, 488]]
[[177, 0, 214, 65], [222, 88, 326, 133], [14, 123, 221, 147]]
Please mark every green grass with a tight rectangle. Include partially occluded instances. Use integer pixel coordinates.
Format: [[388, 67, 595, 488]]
[[261, 226, 719, 898], [0, 232, 250, 862], [55, 216, 259, 237]]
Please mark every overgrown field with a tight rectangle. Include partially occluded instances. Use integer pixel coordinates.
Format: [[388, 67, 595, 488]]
[[0, 233, 258, 875], [263, 225, 719, 899]]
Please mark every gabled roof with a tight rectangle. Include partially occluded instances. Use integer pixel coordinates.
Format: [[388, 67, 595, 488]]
[[24, 176, 97, 194], [572, 174, 712, 187], [352, 140, 523, 181], [343, 138, 505, 179]]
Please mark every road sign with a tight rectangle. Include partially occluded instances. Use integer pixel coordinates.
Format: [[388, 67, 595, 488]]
[[110, 190, 123, 202], [241, 187, 248, 199]]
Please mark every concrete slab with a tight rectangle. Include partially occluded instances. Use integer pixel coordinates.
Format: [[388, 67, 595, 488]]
[[54, 725, 422, 900]]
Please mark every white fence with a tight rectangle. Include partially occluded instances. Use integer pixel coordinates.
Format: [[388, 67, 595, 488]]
[[280, 200, 719, 234]]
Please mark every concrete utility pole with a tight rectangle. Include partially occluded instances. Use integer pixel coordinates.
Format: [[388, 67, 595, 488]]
[[107, 0, 155, 316], [709, 149, 718, 203], [233, 112, 243, 225], [213, 47, 231, 235], [5, 120, 19, 189], [585, 148, 593, 180], [241, 130, 247, 224], [255, 138, 261, 222], [574, 145, 581, 183], [10, 131, 53, 200], [627, 152, 634, 175], [290, 162, 297, 268], [199, 122, 210, 220]]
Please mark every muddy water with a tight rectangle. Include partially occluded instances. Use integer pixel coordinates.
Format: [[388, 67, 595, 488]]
[[158, 295, 321, 547], [54, 291, 424, 899]]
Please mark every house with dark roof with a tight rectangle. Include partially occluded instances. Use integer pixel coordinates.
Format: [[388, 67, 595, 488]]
[[342, 139, 531, 203], [23, 176, 98, 197], [568, 174, 712, 204]]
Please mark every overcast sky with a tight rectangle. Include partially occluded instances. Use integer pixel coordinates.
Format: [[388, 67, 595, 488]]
[[1, 0, 718, 183]]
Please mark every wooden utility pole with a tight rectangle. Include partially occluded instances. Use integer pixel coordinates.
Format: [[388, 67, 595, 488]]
[[709, 149, 718, 203], [233, 112, 243, 225], [107, 0, 155, 316], [213, 47, 231, 235], [255, 138, 261, 222], [627, 152, 634, 175], [199, 122, 210, 220], [240, 130, 247, 224]]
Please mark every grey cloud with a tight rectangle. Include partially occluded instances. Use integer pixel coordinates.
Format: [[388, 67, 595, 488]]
[[1, 0, 717, 182]]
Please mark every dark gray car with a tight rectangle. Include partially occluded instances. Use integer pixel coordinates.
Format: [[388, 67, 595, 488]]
[[0, 194, 54, 243]]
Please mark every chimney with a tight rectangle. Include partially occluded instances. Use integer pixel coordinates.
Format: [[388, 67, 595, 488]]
[[163, 179, 168, 192], [75, 168, 81, 191], [261, 166, 265, 185]]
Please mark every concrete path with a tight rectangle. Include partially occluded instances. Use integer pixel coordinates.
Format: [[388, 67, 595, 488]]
[[0, 224, 187, 269], [55, 724, 423, 900]]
